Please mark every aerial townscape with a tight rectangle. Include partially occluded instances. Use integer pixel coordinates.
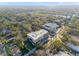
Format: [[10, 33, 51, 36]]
[[0, 2, 79, 56]]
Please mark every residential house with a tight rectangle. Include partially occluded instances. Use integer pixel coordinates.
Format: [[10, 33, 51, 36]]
[[6, 43, 21, 56], [0, 44, 7, 56], [2, 29, 15, 41]]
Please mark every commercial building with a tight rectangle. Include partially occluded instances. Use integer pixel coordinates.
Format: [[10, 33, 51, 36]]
[[42, 23, 59, 36], [27, 29, 48, 45]]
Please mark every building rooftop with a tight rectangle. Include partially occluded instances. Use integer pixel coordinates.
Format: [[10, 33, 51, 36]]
[[43, 23, 59, 31], [12, 45, 21, 56], [27, 29, 48, 42], [66, 43, 79, 53], [44, 23, 58, 27], [54, 51, 70, 56], [2, 29, 12, 35]]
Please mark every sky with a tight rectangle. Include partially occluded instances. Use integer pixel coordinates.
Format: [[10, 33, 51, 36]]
[[0, 2, 79, 6], [0, 2, 61, 6]]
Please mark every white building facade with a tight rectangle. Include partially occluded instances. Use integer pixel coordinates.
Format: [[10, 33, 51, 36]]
[[27, 29, 49, 45]]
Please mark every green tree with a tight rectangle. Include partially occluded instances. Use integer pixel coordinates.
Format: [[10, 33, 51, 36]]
[[4, 45, 12, 56]]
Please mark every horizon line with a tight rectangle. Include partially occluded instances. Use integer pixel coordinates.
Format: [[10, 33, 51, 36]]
[[0, 2, 79, 6]]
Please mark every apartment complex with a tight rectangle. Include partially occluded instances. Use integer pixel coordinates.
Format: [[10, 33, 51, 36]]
[[27, 29, 49, 45]]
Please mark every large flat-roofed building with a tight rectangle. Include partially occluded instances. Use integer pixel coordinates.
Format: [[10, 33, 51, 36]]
[[43, 23, 59, 36], [27, 29, 48, 45], [43, 23, 59, 32]]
